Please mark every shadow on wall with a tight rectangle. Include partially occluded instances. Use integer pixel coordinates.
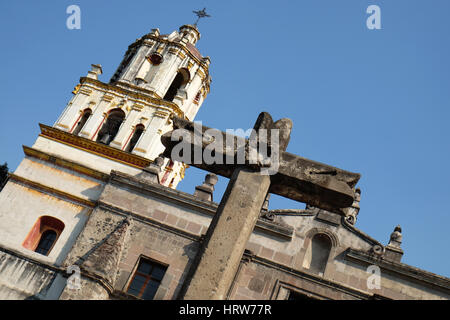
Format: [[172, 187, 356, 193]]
[[55, 208, 91, 266]]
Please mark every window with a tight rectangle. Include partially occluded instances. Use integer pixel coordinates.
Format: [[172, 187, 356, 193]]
[[22, 216, 65, 256], [96, 109, 125, 145], [302, 233, 332, 276], [72, 108, 92, 136], [163, 69, 189, 102], [125, 124, 145, 152], [148, 52, 163, 65], [127, 258, 167, 300], [35, 230, 57, 255]]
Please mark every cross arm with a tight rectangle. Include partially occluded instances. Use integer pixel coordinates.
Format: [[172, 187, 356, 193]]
[[161, 115, 361, 214]]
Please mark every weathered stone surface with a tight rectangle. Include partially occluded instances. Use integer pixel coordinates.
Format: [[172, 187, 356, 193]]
[[136, 156, 164, 184], [80, 217, 131, 284], [161, 114, 360, 214], [0, 249, 60, 300], [180, 168, 272, 299], [193, 173, 218, 201]]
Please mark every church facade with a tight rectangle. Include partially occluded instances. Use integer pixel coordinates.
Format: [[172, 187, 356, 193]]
[[0, 24, 448, 300]]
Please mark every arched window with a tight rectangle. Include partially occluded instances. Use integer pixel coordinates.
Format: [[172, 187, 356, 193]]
[[163, 69, 189, 102], [302, 233, 332, 276], [72, 108, 92, 136], [125, 124, 145, 152], [96, 109, 126, 145], [35, 230, 57, 255], [22, 216, 65, 256]]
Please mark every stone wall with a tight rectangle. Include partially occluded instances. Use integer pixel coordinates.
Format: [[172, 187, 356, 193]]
[[60, 170, 450, 300], [0, 247, 65, 300]]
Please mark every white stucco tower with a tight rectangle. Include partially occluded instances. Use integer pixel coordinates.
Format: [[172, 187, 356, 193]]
[[0, 24, 211, 295], [55, 24, 211, 187]]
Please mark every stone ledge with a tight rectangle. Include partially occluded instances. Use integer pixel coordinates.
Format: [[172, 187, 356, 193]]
[[341, 217, 385, 247], [97, 201, 201, 242], [345, 248, 450, 293], [23, 146, 109, 182], [109, 170, 294, 240], [8, 173, 97, 208], [242, 250, 375, 300], [0, 244, 63, 274], [39, 124, 152, 169]]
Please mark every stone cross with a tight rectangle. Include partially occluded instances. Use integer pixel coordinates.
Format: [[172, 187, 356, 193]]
[[160, 112, 360, 299]]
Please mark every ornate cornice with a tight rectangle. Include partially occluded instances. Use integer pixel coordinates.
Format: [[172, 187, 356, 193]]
[[108, 170, 293, 241], [79, 77, 185, 119], [345, 248, 450, 292], [243, 251, 375, 300], [39, 124, 152, 169], [9, 173, 96, 208], [23, 146, 109, 182]]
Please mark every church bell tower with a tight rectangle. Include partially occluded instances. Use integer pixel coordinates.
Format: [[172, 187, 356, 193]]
[[55, 24, 211, 187], [0, 24, 211, 292]]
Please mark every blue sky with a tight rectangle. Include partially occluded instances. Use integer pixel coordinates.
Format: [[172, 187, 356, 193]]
[[0, 1, 449, 277]]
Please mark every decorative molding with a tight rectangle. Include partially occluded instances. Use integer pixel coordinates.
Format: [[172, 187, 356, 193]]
[[80, 77, 185, 119], [39, 124, 152, 169], [101, 94, 114, 102], [97, 201, 201, 243], [128, 34, 210, 78], [23, 146, 109, 182], [72, 84, 81, 95], [241, 252, 375, 300], [79, 88, 93, 96], [131, 104, 144, 111], [8, 173, 97, 208], [195, 68, 206, 81], [132, 147, 146, 154], [153, 110, 169, 118], [55, 123, 70, 130], [168, 47, 178, 55], [345, 249, 450, 293], [304, 227, 340, 248], [108, 170, 293, 241]]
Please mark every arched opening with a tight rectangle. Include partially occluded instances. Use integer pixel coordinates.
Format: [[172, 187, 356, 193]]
[[160, 160, 174, 185], [126, 124, 145, 152], [22, 216, 65, 256], [96, 109, 126, 145], [302, 233, 332, 276], [163, 69, 190, 102], [35, 230, 57, 255], [72, 108, 92, 136]]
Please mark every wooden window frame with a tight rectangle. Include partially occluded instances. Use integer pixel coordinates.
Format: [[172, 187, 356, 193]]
[[125, 256, 168, 300]]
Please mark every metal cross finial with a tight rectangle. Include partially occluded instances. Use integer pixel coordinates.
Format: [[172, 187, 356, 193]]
[[193, 8, 211, 27]]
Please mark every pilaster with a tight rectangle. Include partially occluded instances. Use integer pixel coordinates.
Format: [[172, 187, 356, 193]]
[[55, 91, 93, 132], [78, 96, 113, 140]]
